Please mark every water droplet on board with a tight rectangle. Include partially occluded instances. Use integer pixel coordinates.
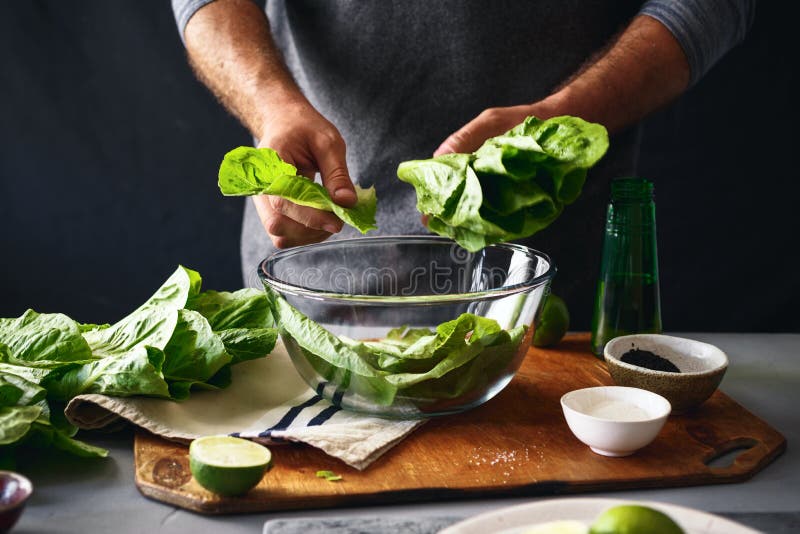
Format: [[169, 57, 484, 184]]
[[152, 457, 192, 488]]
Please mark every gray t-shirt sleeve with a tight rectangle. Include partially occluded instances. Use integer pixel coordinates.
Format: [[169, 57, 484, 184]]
[[640, 0, 756, 85], [171, 0, 264, 42], [171, 0, 216, 41]]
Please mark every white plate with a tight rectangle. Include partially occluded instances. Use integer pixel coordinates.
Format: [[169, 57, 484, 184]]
[[439, 498, 759, 534]]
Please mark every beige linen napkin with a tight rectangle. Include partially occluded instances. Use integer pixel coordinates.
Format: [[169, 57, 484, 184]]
[[64, 341, 424, 470]]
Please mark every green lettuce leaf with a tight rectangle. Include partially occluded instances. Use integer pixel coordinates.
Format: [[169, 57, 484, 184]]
[[479, 175, 556, 217], [268, 292, 526, 407], [24, 419, 108, 458], [426, 213, 502, 252], [402, 326, 524, 400], [136, 265, 202, 312], [82, 307, 178, 359], [0, 373, 46, 407], [0, 265, 276, 461], [382, 313, 503, 388], [186, 287, 277, 364], [43, 346, 169, 401], [219, 146, 377, 234], [396, 153, 473, 219], [0, 379, 24, 408], [398, 115, 609, 251], [216, 328, 277, 364], [0, 371, 107, 457], [385, 326, 438, 345], [472, 134, 549, 181], [365, 335, 440, 371], [78, 323, 110, 333], [187, 288, 273, 330], [0, 405, 42, 445], [0, 310, 93, 364], [0, 362, 52, 387], [510, 115, 609, 169], [268, 290, 397, 404], [269, 291, 386, 380], [76, 267, 259, 399], [80, 266, 201, 358], [162, 310, 230, 383]]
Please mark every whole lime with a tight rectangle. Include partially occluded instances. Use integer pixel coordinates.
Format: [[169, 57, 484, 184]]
[[189, 436, 272, 496], [533, 293, 570, 347], [589, 505, 684, 534]]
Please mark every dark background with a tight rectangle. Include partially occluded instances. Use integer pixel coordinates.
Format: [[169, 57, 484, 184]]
[[0, 2, 796, 331]]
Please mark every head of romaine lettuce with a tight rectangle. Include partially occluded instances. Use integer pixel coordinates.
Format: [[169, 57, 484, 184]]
[[398, 116, 609, 252]]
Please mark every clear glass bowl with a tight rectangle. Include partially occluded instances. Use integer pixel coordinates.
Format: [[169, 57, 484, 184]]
[[259, 236, 555, 419]]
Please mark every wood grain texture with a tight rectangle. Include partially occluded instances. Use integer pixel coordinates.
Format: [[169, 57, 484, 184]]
[[134, 333, 786, 514]]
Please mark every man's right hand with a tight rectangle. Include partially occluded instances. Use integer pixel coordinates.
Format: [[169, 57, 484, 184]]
[[182, 0, 357, 249], [253, 100, 357, 248]]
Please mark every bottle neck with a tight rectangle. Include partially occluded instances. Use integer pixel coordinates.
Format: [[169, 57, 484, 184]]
[[606, 178, 656, 231], [610, 177, 654, 204]]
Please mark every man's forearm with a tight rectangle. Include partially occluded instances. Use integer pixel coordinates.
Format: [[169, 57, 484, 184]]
[[435, 15, 691, 155], [181, 0, 357, 249], [540, 15, 690, 133], [183, 0, 305, 138]]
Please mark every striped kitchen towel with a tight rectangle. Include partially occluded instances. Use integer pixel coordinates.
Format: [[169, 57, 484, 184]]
[[64, 340, 424, 469]]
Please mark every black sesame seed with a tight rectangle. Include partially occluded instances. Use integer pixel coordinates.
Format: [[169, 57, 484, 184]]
[[620, 348, 680, 373]]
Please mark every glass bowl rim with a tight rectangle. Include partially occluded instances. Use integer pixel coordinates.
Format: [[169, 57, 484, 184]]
[[258, 235, 556, 305]]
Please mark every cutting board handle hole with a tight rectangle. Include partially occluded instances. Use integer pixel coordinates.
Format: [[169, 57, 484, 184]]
[[704, 438, 759, 469]]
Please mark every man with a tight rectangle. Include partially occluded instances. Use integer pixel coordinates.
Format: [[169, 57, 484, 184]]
[[171, 0, 754, 327]]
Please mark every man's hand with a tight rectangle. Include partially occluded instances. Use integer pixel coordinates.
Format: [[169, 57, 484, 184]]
[[183, 0, 357, 249], [253, 101, 357, 248], [434, 104, 538, 156]]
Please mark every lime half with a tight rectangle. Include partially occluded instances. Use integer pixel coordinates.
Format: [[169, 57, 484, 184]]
[[523, 520, 588, 534], [589, 505, 684, 534], [189, 436, 272, 496]]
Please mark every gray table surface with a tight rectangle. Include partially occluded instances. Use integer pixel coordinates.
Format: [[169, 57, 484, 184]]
[[13, 333, 800, 534]]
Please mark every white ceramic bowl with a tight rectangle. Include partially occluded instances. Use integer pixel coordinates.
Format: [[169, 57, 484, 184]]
[[560, 386, 671, 457]]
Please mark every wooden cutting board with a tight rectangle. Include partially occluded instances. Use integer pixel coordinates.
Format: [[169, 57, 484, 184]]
[[134, 333, 786, 514]]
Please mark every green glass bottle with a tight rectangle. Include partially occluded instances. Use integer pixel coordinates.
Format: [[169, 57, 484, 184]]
[[591, 177, 662, 357]]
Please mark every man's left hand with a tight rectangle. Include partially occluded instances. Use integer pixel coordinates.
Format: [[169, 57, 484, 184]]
[[426, 101, 561, 227], [434, 104, 546, 156]]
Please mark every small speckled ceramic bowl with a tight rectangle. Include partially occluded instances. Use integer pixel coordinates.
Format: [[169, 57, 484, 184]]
[[0, 471, 32, 533], [604, 334, 728, 413]]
